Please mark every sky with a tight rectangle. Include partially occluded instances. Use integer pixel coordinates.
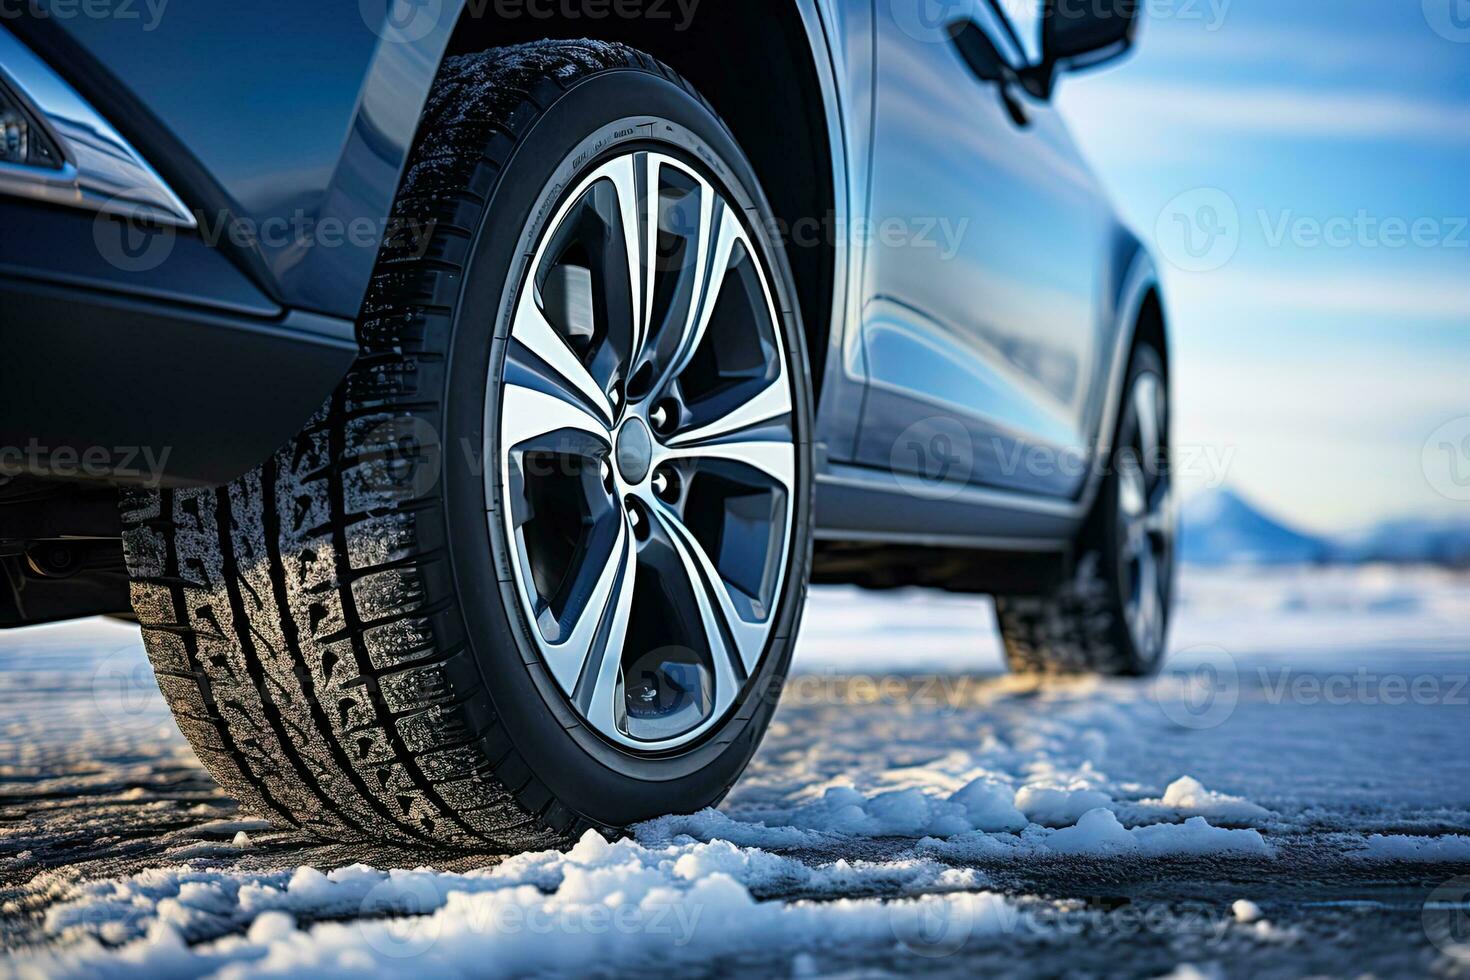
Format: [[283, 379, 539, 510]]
[[1048, 0, 1470, 533]]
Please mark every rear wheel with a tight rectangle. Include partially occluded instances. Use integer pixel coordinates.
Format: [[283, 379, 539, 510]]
[[121, 42, 813, 847], [995, 344, 1174, 676]]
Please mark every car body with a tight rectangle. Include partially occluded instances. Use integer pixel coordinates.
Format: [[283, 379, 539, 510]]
[[1, 0, 1164, 628]]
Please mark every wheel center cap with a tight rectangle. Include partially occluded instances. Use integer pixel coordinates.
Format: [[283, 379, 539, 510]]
[[615, 417, 653, 484]]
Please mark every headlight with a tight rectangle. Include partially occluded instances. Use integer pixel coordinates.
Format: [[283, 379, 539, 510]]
[[0, 25, 193, 226], [0, 83, 62, 170]]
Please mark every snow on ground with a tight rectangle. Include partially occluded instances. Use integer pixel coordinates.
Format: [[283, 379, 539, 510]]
[[2, 566, 1469, 977]]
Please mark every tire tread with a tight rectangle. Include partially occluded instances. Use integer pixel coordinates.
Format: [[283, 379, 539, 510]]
[[119, 41, 690, 848]]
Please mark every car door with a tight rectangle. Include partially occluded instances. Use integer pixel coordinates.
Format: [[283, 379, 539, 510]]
[[853, 0, 1115, 499]]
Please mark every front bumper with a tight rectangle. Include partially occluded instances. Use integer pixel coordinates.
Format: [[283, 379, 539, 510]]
[[1, 270, 357, 489], [0, 24, 358, 488]]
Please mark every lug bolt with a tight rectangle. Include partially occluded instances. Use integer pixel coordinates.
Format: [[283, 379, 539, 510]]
[[652, 466, 681, 504], [625, 497, 650, 541], [650, 398, 678, 436]]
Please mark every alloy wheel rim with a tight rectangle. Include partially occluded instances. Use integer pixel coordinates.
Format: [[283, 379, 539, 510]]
[[1117, 371, 1172, 665], [494, 149, 796, 753]]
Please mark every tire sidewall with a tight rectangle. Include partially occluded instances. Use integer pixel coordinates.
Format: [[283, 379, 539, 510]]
[[439, 68, 813, 825]]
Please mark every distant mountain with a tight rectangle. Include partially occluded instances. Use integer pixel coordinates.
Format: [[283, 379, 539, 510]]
[[1181, 488, 1470, 568], [1331, 517, 1470, 568], [1180, 488, 1330, 566]]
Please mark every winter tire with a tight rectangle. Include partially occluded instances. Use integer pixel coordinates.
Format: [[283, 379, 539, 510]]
[[994, 344, 1174, 677], [120, 41, 814, 848]]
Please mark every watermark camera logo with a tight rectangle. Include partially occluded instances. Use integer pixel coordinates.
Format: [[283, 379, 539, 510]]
[[1423, 417, 1470, 502], [1151, 643, 1238, 730], [359, 877, 444, 959], [890, 896, 977, 958], [1424, 875, 1470, 964], [358, 416, 444, 500], [1424, 0, 1470, 42], [91, 646, 167, 724], [93, 206, 177, 274], [889, 416, 975, 500], [888, 0, 977, 44], [1155, 188, 1240, 273], [361, 0, 444, 43]]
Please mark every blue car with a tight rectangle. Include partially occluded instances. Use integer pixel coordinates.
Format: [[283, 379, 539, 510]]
[[0, 0, 1173, 846]]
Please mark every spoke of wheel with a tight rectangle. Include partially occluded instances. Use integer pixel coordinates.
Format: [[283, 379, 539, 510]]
[[541, 517, 632, 697], [667, 378, 793, 450], [574, 526, 637, 734], [500, 377, 612, 450], [660, 437, 795, 492], [511, 290, 613, 425], [666, 161, 717, 363], [656, 193, 732, 390], [652, 505, 766, 678], [599, 152, 653, 375]]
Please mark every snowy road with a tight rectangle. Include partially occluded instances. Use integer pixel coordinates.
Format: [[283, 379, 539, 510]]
[[2, 567, 1469, 977]]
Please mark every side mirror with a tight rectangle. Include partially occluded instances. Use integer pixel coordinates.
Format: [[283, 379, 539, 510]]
[[949, 21, 1033, 127], [1031, 0, 1141, 98]]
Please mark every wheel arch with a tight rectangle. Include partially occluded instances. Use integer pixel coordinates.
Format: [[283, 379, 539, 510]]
[[1076, 245, 1170, 518], [442, 3, 841, 401], [1131, 282, 1170, 383]]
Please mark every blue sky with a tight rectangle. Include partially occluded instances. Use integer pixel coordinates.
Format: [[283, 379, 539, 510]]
[[1050, 0, 1470, 532]]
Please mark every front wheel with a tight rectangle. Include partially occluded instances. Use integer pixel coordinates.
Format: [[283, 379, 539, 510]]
[[995, 343, 1175, 677], [122, 42, 814, 848]]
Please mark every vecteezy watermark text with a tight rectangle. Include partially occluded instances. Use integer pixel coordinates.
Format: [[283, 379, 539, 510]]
[[362, 0, 702, 43], [464, 0, 700, 29], [767, 213, 970, 261], [1258, 668, 1469, 707], [1155, 188, 1469, 272], [1259, 210, 1470, 251], [94, 207, 439, 273], [0, 0, 168, 30], [0, 440, 172, 485]]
